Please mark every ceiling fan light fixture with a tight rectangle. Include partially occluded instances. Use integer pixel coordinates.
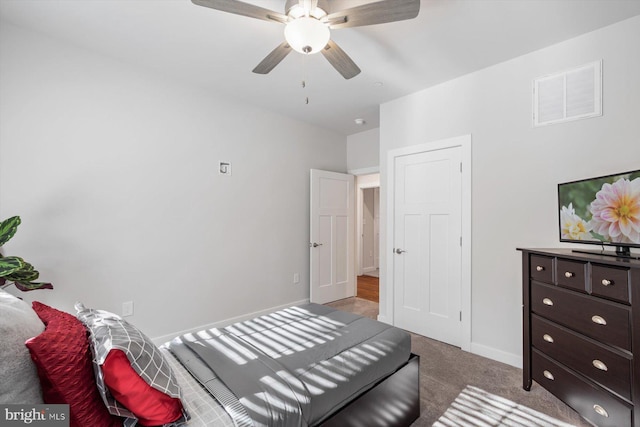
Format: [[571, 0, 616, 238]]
[[284, 17, 330, 54]]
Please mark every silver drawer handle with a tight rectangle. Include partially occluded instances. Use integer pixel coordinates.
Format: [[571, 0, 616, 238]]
[[542, 298, 554, 306], [593, 404, 609, 418], [592, 359, 608, 371], [536, 266, 545, 272], [601, 279, 612, 286], [591, 315, 607, 325], [543, 370, 554, 381], [564, 271, 574, 278], [543, 334, 554, 343]]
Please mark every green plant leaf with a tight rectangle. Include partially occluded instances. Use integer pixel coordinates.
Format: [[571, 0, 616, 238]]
[[0, 256, 25, 278], [0, 216, 53, 292], [0, 216, 21, 247], [7, 262, 40, 282], [13, 281, 53, 292]]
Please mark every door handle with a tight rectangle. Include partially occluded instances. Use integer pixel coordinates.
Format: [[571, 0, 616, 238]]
[[310, 242, 323, 248], [394, 248, 407, 254]]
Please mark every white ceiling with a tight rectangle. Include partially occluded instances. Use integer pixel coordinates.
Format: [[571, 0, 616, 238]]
[[2, 0, 640, 136]]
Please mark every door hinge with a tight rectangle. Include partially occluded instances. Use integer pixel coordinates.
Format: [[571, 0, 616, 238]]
[[459, 236, 462, 247], [460, 162, 462, 173], [460, 311, 462, 321]]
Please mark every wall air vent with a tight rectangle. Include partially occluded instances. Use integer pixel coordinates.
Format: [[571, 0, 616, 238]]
[[533, 60, 602, 127]]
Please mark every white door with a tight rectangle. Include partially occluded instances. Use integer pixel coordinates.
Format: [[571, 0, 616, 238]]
[[310, 169, 355, 304], [393, 146, 462, 346]]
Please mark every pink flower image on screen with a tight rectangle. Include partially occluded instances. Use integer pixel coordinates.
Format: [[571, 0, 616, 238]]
[[589, 177, 640, 244]]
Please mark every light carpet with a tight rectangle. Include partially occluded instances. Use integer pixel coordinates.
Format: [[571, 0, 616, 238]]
[[433, 386, 576, 427]]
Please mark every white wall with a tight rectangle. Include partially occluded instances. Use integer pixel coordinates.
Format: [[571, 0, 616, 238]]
[[347, 128, 380, 173], [0, 22, 347, 339], [379, 16, 640, 366]]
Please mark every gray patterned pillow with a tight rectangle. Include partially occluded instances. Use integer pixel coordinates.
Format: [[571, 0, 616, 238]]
[[75, 303, 188, 427]]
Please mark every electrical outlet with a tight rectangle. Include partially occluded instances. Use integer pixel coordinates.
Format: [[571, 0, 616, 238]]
[[122, 301, 134, 317], [293, 273, 300, 284]]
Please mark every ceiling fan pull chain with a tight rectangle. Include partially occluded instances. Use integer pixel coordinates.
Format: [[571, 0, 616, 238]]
[[302, 77, 308, 104], [302, 54, 309, 104]]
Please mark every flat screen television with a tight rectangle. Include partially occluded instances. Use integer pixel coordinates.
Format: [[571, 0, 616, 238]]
[[558, 169, 640, 259]]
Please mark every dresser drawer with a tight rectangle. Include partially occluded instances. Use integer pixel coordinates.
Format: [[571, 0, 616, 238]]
[[529, 255, 554, 283], [591, 264, 630, 304], [533, 350, 632, 427], [556, 258, 587, 292], [531, 315, 632, 400], [530, 255, 553, 283], [531, 282, 631, 351]]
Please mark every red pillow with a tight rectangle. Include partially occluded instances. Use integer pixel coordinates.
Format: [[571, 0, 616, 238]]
[[25, 302, 122, 427], [102, 350, 183, 426]]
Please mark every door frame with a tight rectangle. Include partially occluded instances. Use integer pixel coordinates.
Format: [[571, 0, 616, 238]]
[[384, 134, 472, 352]]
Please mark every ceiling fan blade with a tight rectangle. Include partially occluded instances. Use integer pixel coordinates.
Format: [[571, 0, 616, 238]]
[[321, 40, 361, 80], [252, 42, 293, 74], [191, 0, 288, 24], [326, 0, 420, 29]]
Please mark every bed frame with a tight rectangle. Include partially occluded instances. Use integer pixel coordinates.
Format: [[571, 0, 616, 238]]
[[319, 353, 420, 427]]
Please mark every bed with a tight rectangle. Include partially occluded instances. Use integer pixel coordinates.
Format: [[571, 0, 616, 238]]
[[1, 290, 420, 427]]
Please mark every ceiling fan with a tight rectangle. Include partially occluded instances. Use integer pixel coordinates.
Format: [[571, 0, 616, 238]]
[[191, 0, 421, 79]]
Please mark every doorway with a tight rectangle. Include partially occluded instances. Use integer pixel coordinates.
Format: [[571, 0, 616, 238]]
[[361, 187, 379, 277], [356, 173, 380, 303]]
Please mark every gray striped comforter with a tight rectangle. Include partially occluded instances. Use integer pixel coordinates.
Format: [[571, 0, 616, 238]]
[[168, 303, 410, 427]]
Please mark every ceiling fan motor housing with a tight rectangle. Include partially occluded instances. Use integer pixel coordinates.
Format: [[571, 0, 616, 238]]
[[284, 0, 331, 17]]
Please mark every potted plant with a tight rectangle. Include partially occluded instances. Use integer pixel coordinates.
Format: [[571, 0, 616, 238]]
[[0, 216, 53, 291]]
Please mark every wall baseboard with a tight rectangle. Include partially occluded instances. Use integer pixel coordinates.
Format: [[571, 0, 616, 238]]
[[152, 298, 310, 345], [374, 317, 521, 368], [470, 342, 521, 368]]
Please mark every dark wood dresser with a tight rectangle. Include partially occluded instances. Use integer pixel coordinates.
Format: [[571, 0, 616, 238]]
[[519, 248, 640, 427]]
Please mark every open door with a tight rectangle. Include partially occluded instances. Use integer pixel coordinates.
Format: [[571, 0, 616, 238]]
[[310, 169, 355, 304]]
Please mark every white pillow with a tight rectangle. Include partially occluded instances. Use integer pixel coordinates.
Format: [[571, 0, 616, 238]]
[[0, 289, 45, 403]]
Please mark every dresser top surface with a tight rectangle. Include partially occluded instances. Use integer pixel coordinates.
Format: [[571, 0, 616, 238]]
[[517, 248, 640, 269]]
